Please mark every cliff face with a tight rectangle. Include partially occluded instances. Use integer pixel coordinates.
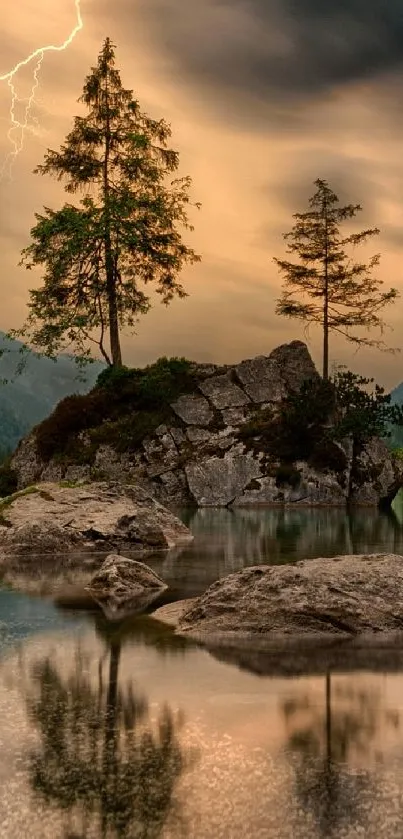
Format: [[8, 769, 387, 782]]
[[9, 341, 403, 508]]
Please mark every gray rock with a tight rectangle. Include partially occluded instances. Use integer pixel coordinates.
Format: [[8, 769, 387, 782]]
[[221, 407, 248, 426], [186, 427, 212, 444], [269, 340, 319, 392], [177, 553, 403, 638], [171, 393, 213, 425], [235, 357, 286, 403], [11, 435, 42, 489], [199, 372, 250, 409], [142, 435, 178, 477], [0, 481, 193, 558], [232, 464, 347, 506], [235, 341, 317, 403], [351, 437, 403, 505], [152, 598, 197, 626], [185, 449, 262, 506], [87, 554, 168, 620], [169, 427, 186, 445]]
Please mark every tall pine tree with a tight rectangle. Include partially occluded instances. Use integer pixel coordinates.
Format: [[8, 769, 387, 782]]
[[14, 38, 201, 367], [274, 179, 398, 379]]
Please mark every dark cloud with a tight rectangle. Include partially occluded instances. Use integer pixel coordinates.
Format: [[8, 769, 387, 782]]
[[254, 150, 386, 253], [135, 0, 403, 121]]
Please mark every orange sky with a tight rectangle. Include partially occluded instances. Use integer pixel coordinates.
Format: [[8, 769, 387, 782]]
[[1, 0, 403, 387]]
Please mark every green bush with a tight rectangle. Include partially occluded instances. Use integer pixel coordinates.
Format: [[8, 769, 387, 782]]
[[309, 438, 348, 474], [96, 364, 133, 389], [35, 356, 196, 462], [0, 458, 18, 497], [274, 464, 301, 488], [35, 390, 109, 461], [239, 378, 335, 462]]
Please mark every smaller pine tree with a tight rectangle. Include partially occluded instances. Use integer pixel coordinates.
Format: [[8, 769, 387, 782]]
[[274, 179, 398, 379]]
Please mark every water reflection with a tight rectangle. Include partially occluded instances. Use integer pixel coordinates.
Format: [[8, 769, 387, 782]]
[[23, 620, 194, 839], [3, 503, 403, 602], [158, 502, 403, 595], [281, 676, 401, 838], [4, 603, 403, 837]]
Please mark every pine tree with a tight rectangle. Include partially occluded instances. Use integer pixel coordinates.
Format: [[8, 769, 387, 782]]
[[273, 179, 398, 379], [14, 38, 201, 367]]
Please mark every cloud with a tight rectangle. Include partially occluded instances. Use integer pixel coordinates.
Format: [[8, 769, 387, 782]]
[[133, 0, 403, 126]]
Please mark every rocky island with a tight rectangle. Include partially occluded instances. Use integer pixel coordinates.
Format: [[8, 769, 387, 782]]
[[6, 341, 403, 509]]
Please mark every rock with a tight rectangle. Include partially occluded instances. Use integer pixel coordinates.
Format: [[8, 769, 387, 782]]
[[351, 437, 403, 506], [235, 357, 286, 403], [0, 481, 193, 558], [185, 449, 262, 506], [221, 407, 248, 426], [171, 393, 213, 425], [169, 427, 186, 446], [142, 435, 178, 477], [234, 341, 317, 403], [232, 463, 347, 505], [269, 340, 319, 390], [199, 372, 250, 409], [11, 435, 43, 488], [10, 342, 403, 509], [152, 598, 197, 626], [186, 427, 212, 444], [87, 554, 168, 620], [176, 553, 403, 638]]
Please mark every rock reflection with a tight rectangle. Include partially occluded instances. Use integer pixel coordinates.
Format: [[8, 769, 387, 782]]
[[23, 622, 193, 838], [281, 676, 400, 837], [160, 505, 403, 594]]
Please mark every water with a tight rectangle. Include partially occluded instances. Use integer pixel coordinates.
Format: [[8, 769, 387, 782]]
[[2, 502, 403, 837]]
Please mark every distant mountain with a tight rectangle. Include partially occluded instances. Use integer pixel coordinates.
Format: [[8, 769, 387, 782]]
[[0, 333, 104, 456]]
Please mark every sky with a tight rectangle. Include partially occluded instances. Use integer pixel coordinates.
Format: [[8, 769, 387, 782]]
[[1, 1, 403, 388]]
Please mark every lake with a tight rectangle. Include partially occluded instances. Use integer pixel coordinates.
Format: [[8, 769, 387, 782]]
[[2, 499, 403, 837]]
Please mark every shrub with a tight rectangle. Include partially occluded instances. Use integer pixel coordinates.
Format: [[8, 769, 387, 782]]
[[239, 379, 335, 462], [274, 464, 301, 488], [35, 390, 109, 461], [309, 438, 348, 474], [0, 458, 18, 498], [96, 364, 134, 389], [35, 356, 196, 462]]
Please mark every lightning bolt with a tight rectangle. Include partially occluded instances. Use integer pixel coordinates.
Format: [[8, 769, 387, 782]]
[[0, 0, 83, 181]]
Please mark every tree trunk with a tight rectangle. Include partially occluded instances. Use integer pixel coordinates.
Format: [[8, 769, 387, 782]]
[[101, 640, 121, 837], [105, 236, 122, 367], [323, 205, 329, 380], [103, 66, 123, 368], [325, 671, 332, 765], [323, 316, 329, 380]]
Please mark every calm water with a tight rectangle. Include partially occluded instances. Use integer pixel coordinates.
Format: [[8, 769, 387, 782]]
[[3, 501, 403, 837]]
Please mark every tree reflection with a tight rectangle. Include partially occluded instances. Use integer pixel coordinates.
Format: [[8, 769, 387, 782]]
[[281, 675, 400, 837], [24, 628, 193, 838]]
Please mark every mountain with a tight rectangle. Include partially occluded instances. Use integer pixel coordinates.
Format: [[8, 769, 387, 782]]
[[0, 333, 104, 456]]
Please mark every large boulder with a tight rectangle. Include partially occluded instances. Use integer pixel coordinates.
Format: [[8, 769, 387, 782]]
[[0, 481, 192, 559], [175, 553, 403, 638], [87, 554, 168, 620]]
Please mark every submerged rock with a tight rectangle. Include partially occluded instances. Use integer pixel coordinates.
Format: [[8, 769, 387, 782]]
[[87, 554, 168, 620], [175, 553, 403, 638], [0, 481, 192, 558]]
